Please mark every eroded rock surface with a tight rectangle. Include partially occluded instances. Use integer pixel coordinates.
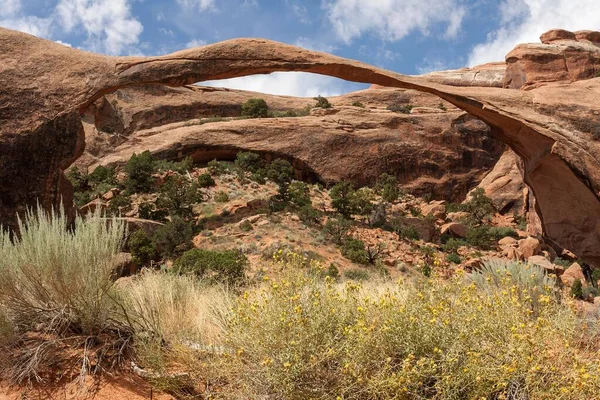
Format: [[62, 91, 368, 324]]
[[1, 27, 599, 265], [78, 84, 503, 201]]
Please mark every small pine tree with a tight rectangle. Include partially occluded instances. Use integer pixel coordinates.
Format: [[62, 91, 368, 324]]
[[124, 151, 155, 194], [241, 98, 269, 118], [314, 95, 332, 109]]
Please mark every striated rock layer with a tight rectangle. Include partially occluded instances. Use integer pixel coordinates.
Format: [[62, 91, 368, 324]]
[[78, 84, 503, 201], [1, 27, 599, 265]]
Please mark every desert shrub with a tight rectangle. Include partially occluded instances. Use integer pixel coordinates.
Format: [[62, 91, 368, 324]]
[[395, 224, 420, 241], [387, 103, 412, 114], [152, 216, 194, 258], [341, 237, 369, 265], [352, 101, 365, 108], [288, 181, 311, 208], [154, 157, 194, 174], [66, 166, 89, 192], [235, 152, 264, 174], [324, 263, 340, 279], [322, 217, 352, 244], [441, 237, 467, 253], [267, 159, 294, 200], [470, 259, 555, 304], [466, 225, 493, 249], [462, 188, 496, 223], [368, 202, 388, 228], [377, 173, 400, 203], [214, 190, 230, 203], [155, 175, 202, 219], [352, 187, 375, 217], [330, 181, 356, 217], [124, 151, 156, 193], [88, 165, 117, 187], [446, 253, 462, 264], [138, 201, 168, 222], [314, 95, 332, 109], [571, 279, 584, 299], [214, 264, 598, 399], [297, 204, 321, 225], [553, 257, 572, 268], [489, 226, 518, 240], [197, 172, 216, 188], [106, 193, 132, 216], [128, 229, 157, 266], [241, 98, 269, 118], [239, 219, 253, 232], [344, 268, 370, 281], [172, 249, 248, 284], [207, 159, 229, 176], [0, 207, 127, 381]]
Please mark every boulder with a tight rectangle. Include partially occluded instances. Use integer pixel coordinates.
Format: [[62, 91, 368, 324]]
[[498, 236, 518, 248], [561, 263, 586, 286], [440, 222, 467, 238], [447, 211, 470, 222], [518, 237, 542, 259], [421, 200, 447, 219], [503, 246, 524, 261], [528, 255, 556, 273]]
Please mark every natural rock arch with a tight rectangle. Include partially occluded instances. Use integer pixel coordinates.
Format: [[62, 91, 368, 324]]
[[1, 27, 599, 265]]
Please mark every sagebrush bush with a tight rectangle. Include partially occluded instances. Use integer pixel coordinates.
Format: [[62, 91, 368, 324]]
[[172, 248, 248, 284]]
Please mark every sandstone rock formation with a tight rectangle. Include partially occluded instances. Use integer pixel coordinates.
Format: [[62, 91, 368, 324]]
[[505, 29, 600, 89], [421, 62, 506, 88], [1, 27, 599, 266], [77, 84, 503, 200]]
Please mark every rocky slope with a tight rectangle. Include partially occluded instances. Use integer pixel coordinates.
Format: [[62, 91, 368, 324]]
[[78, 84, 504, 201], [0, 27, 599, 265]]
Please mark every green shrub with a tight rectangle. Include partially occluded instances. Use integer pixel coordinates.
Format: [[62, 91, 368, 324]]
[[466, 225, 493, 249], [297, 205, 321, 225], [592, 269, 600, 285], [324, 263, 340, 279], [152, 217, 194, 258], [241, 98, 269, 118], [155, 175, 202, 219], [124, 151, 155, 193], [571, 279, 584, 299], [128, 229, 157, 266], [330, 181, 357, 217], [582, 286, 600, 301], [344, 268, 370, 281], [395, 224, 420, 241], [489, 226, 518, 240], [553, 257, 572, 268], [462, 188, 496, 223], [172, 249, 248, 284], [352, 187, 375, 217], [323, 217, 352, 244], [214, 190, 229, 203], [235, 152, 264, 174], [88, 165, 117, 187], [352, 101, 365, 108], [341, 238, 369, 265], [106, 193, 132, 216], [207, 159, 229, 176], [441, 237, 467, 252], [267, 159, 294, 200], [288, 181, 311, 208], [446, 253, 462, 264], [197, 173, 216, 188], [387, 103, 412, 114], [314, 95, 332, 109], [154, 157, 194, 174], [66, 166, 89, 192]]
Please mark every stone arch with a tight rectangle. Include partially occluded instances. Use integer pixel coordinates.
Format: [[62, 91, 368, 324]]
[[1, 28, 599, 264]]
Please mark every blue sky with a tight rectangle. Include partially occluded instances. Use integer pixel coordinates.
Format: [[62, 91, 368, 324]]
[[2, 0, 600, 96]]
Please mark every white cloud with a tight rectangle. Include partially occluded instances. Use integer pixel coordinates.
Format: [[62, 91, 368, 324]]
[[468, 0, 600, 66], [0, 15, 53, 37], [0, 0, 21, 17], [324, 0, 466, 44], [186, 38, 207, 47], [294, 37, 336, 53], [292, 4, 310, 24], [200, 72, 360, 98], [56, 0, 143, 55], [175, 0, 215, 11]]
